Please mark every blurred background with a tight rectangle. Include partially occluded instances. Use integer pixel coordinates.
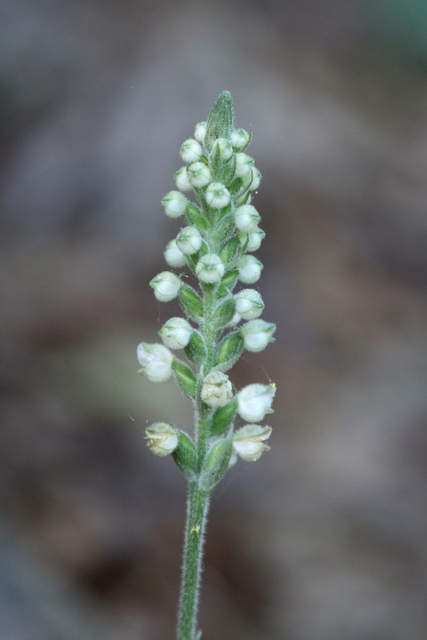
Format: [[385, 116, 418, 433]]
[[1, 0, 427, 638]]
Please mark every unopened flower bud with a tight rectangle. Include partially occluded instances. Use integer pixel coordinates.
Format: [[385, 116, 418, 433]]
[[137, 343, 174, 383], [187, 162, 211, 188], [164, 239, 187, 268], [205, 182, 231, 209], [230, 128, 251, 151], [235, 204, 261, 233], [238, 228, 265, 252], [162, 190, 188, 218], [232, 424, 272, 462], [211, 137, 233, 162], [145, 422, 178, 456], [237, 383, 275, 422], [195, 254, 225, 284], [159, 317, 193, 350], [174, 167, 192, 192], [194, 121, 207, 144], [235, 289, 264, 320], [180, 138, 203, 163], [241, 319, 276, 352], [237, 255, 263, 284], [201, 371, 233, 407], [226, 312, 241, 327], [235, 153, 254, 178], [176, 226, 203, 255], [228, 451, 238, 468], [150, 271, 181, 302], [250, 167, 262, 190]]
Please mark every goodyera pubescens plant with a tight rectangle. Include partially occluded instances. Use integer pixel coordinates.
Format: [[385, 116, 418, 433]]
[[137, 91, 276, 640]]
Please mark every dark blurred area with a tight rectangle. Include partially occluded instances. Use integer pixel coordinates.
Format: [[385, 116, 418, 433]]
[[1, 0, 427, 638]]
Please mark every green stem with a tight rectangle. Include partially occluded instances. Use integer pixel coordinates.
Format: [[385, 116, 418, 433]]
[[178, 228, 221, 639], [177, 482, 210, 640]]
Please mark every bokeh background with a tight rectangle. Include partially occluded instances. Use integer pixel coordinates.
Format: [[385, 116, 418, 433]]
[[1, 1, 427, 639]]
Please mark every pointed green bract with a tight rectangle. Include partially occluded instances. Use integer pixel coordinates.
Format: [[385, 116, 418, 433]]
[[199, 429, 234, 490], [216, 153, 236, 187], [179, 285, 204, 321], [219, 236, 242, 266], [184, 331, 207, 366], [213, 330, 244, 372], [204, 91, 235, 152], [211, 398, 238, 436], [212, 296, 236, 328], [217, 269, 239, 297], [172, 359, 197, 398], [173, 431, 198, 481], [186, 203, 207, 230]]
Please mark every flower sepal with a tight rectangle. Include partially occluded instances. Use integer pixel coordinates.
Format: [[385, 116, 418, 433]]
[[237, 383, 276, 422], [145, 422, 178, 457], [232, 424, 272, 462], [201, 371, 233, 407], [137, 343, 173, 383], [241, 319, 276, 352]]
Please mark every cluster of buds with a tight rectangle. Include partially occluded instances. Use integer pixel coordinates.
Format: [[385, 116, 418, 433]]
[[138, 92, 276, 485]]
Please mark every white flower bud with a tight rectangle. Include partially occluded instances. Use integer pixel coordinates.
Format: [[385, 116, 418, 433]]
[[232, 424, 272, 462], [145, 422, 178, 456], [187, 162, 211, 188], [194, 121, 207, 143], [150, 271, 181, 302], [205, 182, 231, 209], [201, 371, 233, 407], [226, 312, 241, 327], [162, 190, 188, 218], [180, 138, 203, 163], [241, 319, 276, 352], [235, 153, 254, 178], [176, 226, 203, 255], [235, 204, 261, 233], [211, 137, 233, 162], [250, 167, 262, 190], [230, 128, 251, 151], [159, 317, 193, 350], [137, 343, 174, 383], [195, 254, 225, 283], [238, 228, 265, 252], [174, 167, 192, 192], [235, 289, 264, 320], [237, 255, 263, 284], [237, 383, 275, 422], [228, 451, 238, 468], [164, 239, 187, 268]]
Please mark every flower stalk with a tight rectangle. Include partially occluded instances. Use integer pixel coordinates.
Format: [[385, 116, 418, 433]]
[[137, 91, 276, 640]]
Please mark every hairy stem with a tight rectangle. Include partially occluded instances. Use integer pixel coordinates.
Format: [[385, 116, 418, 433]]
[[177, 483, 210, 640], [177, 273, 219, 639]]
